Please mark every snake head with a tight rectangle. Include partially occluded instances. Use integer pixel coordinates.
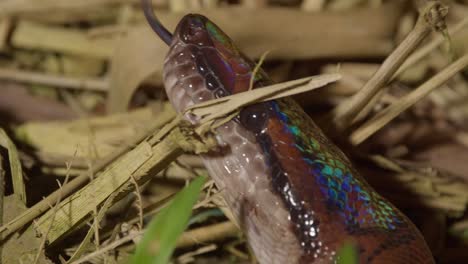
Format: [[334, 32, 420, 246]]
[[175, 14, 240, 57], [173, 14, 270, 95]]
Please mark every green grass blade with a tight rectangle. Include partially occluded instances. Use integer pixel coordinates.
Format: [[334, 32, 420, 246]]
[[130, 176, 206, 264], [337, 242, 359, 264]]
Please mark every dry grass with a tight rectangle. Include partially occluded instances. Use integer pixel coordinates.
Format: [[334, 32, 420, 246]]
[[0, 0, 467, 263]]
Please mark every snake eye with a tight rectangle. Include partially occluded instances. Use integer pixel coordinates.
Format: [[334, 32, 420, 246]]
[[240, 103, 270, 134]]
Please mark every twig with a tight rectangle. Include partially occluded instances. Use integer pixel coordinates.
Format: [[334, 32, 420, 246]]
[[351, 53, 468, 145], [332, 1, 448, 128]]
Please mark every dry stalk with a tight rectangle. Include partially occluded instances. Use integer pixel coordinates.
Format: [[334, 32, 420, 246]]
[[84, 128, 102, 248], [301, 0, 326, 11], [130, 175, 144, 230], [187, 74, 341, 135], [110, 192, 176, 238], [0, 129, 26, 203], [176, 244, 218, 264], [0, 116, 173, 239], [0, 0, 141, 16], [70, 228, 142, 264], [225, 240, 250, 260], [241, 0, 268, 9], [351, 53, 468, 144], [67, 177, 139, 263], [12, 20, 115, 59], [249, 51, 270, 91], [32, 154, 76, 264], [176, 221, 238, 248], [71, 221, 237, 264], [177, 155, 204, 168], [332, 1, 448, 129], [395, 16, 468, 78], [0, 68, 108, 92], [34, 122, 188, 243]]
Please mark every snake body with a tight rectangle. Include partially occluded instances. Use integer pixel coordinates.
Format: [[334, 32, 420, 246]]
[[142, 3, 435, 263]]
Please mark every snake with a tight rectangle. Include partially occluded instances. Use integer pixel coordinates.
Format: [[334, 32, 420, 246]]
[[141, 1, 435, 263]]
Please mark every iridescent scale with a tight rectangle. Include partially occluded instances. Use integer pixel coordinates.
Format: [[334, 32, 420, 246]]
[[271, 99, 404, 232], [260, 98, 423, 262]]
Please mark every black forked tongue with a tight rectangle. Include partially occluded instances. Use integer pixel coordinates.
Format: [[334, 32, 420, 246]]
[[141, 0, 173, 46]]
